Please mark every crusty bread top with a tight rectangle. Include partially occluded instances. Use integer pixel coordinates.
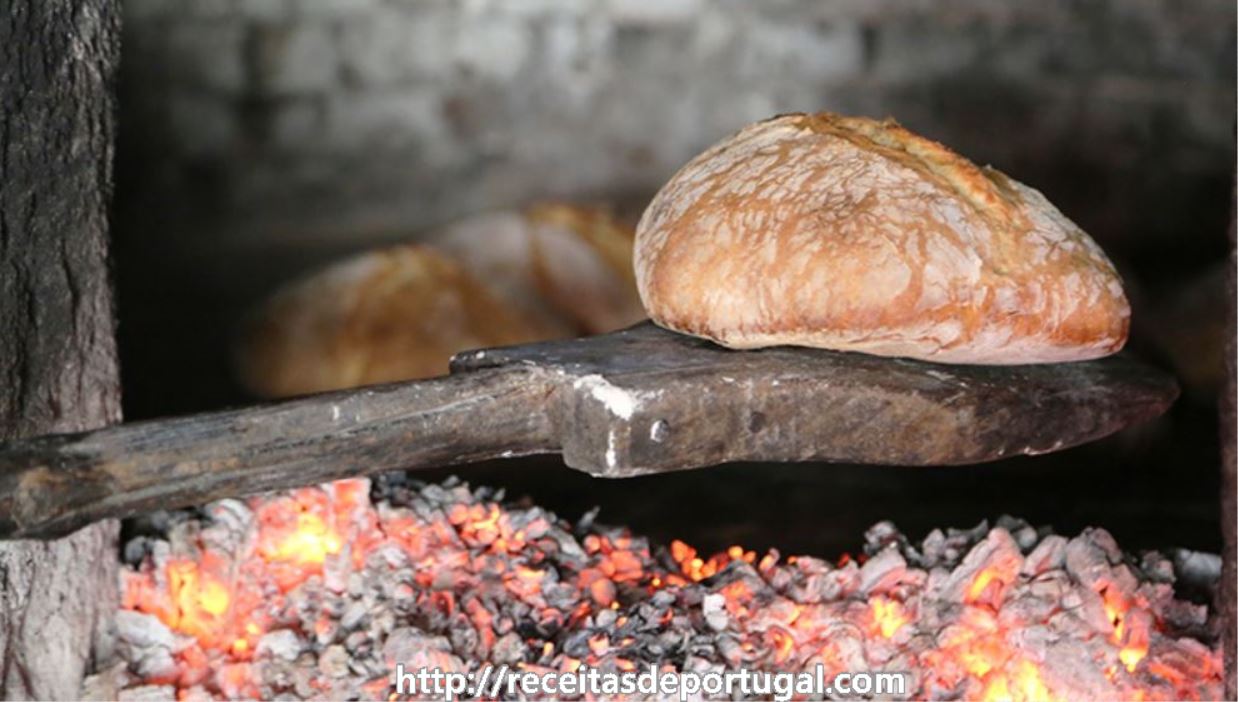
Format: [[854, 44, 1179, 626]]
[[235, 203, 646, 398], [638, 112, 1134, 366], [524, 203, 645, 334], [234, 245, 542, 398], [434, 202, 645, 336], [634, 112, 1130, 364]]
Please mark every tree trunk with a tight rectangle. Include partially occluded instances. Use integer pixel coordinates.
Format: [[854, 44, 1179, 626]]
[[1222, 179, 1237, 701], [0, 1, 123, 698]]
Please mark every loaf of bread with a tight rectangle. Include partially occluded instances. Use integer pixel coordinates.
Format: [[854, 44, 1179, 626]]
[[634, 112, 1130, 364], [432, 202, 644, 336], [234, 245, 542, 398], [235, 204, 644, 398]]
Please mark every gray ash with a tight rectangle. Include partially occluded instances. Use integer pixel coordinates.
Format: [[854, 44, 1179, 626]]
[[88, 477, 1224, 700]]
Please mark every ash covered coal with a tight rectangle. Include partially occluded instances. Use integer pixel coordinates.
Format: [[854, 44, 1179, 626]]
[[88, 476, 1224, 700]]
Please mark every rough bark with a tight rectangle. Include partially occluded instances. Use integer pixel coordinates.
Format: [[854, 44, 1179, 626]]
[[0, 1, 123, 698], [1222, 178, 1237, 700]]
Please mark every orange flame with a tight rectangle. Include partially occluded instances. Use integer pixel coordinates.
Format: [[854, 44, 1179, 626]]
[[1102, 588, 1149, 673], [123, 558, 236, 647], [769, 627, 795, 664], [669, 540, 756, 582], [982, 660, 1055, 702], [870, 597, 909, 639], [260, 511, 342, 566], [120, 484, 1209, 702], [967, 567, 1009, 605]]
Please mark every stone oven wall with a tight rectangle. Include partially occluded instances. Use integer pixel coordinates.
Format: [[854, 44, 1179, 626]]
[[118, 0, 1234, 249], [114, 0, 1235, 419]]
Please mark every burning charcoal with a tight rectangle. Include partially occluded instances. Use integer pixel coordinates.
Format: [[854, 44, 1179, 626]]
[[340, 601, 368, 631], [345, 656, 373, 678], [123, 536, 155, 567], [994, 515, 1038, 550], [109, 479, 1225, 701], [941, 528, 1022, 606], [576, 506, 601, 533], [345, 572, 366, 598], [918, 528, 948, 568], [1021, 534, 1067, 576], [126, 509, 194, 539], [117, 685, 177, 701], [942, 520, 991, 561], [863, 520, 908, 556], [383, 628, 465, 673], [702, 593, 728, 631], [323, 675, 365, 700], [80, 661, 129, 701], [492, 631, 527, 664], [202, 499, 253, 539], [115, 610, 175, 651], [650, 589, 677, 608], [318, 645, 351, 679], [1026, 570, 1069, 603], [177, 686, 213, 702], [1162, 597, 1211, 632], [289, 667, 316, 699], [1173, 548, 1223, 587], [256, 630, 304, 662], [344, 630, 372, 657], [1139, 551, 1176, 584], [812, 562, 861, 602], [217, 663, 255, 699], [132, 647, 177, 682], [1065, 533, 1121, 594], [369, 607, 396, 639], [561, 629, 596, 659], [313, 618, 339, 647], [595, 607, 619, 629], [859, 546, 908, 595], [715, 635, 748, 667], [585, 573, 616, 607], [256, 659, 293, 693], [813, 621, 869, 672], [955, 519, 991, 541]]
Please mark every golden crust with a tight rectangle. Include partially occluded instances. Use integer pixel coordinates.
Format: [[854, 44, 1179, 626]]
[[431, 203, 645, 337], [234, 245, 543, 397], [524, 202, 644, 334], [235, 204, 647, 398], [635, 112, 1130, 364]]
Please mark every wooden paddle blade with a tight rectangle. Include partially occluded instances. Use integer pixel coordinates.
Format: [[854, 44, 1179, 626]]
[[453, 322, 1179, 477], [0, 322, 1177, 539]]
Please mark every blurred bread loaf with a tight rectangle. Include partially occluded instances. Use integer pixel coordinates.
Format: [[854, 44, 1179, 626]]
[[635, 112, 1130, 364], [236, 203, 644, 398], [431, 202, 644, 336]]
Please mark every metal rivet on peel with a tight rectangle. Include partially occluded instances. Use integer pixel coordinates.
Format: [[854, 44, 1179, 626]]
[[649, 419, 669, 443]]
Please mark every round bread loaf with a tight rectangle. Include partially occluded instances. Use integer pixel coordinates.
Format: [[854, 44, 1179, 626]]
[[234, 245, 544, 398], [634, 112, 1130, 364], [432, 202, 644, 336], [235, 204, 646, 398]]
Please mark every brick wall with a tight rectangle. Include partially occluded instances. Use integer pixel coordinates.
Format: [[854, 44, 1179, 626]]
[[114, 0, 1235, 416]]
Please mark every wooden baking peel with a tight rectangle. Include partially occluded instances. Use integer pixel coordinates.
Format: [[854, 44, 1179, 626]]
[[0, 322, 1177, 539]]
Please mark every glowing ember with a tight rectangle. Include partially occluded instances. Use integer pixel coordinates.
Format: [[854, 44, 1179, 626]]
[[1103, 586, 1151, 673], [94, 478, 1224, 701], [261, 512, 342, 565], [870, 596, 909, 639], [981, 660, 1054, 702], [967, 567, 1002, 603], [669, 539, 754, 582]]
